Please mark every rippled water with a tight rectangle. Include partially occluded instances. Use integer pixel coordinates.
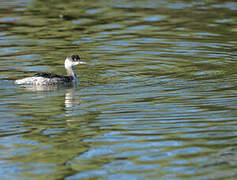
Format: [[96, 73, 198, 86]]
[[1, 0, 237, 179]]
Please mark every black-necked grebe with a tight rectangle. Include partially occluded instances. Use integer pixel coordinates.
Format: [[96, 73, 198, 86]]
[[15, 54, 86, 85]]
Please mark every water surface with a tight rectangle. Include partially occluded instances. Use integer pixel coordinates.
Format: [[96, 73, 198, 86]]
[[0, 0, 237, 179]]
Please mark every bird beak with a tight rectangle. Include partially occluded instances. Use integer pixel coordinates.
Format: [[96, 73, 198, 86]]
[[78, 61, 86, 64]]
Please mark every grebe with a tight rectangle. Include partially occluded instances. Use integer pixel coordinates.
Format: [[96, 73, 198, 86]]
[[15, 54, 86, 85]]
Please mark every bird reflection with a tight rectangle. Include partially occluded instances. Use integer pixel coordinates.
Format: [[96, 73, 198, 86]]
[[65, 88, 80, 108], [18, 84, 80, 110]]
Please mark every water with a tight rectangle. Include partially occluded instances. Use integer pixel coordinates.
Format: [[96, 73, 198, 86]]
[[0, 0, 237, 179]]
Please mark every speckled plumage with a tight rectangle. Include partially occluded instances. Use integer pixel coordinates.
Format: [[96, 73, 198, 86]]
[[15, 76, 74, 85], [34, 72, 73, 82]]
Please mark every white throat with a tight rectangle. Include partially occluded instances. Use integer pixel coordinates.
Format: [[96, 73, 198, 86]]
[[64, 58, 77, 79]]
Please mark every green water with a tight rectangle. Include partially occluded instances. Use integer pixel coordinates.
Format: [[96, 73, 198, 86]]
[[0, 0, 237, 179]]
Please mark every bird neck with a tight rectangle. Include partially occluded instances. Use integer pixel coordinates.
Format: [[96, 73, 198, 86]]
[[66, 66, 77, 80], [65, 58, 77, 80]]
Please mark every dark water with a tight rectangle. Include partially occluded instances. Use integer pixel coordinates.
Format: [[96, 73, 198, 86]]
[[0, 0, 237, 179]]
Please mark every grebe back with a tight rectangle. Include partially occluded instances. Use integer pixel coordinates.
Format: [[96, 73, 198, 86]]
[[15, 54, 86, 85]]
